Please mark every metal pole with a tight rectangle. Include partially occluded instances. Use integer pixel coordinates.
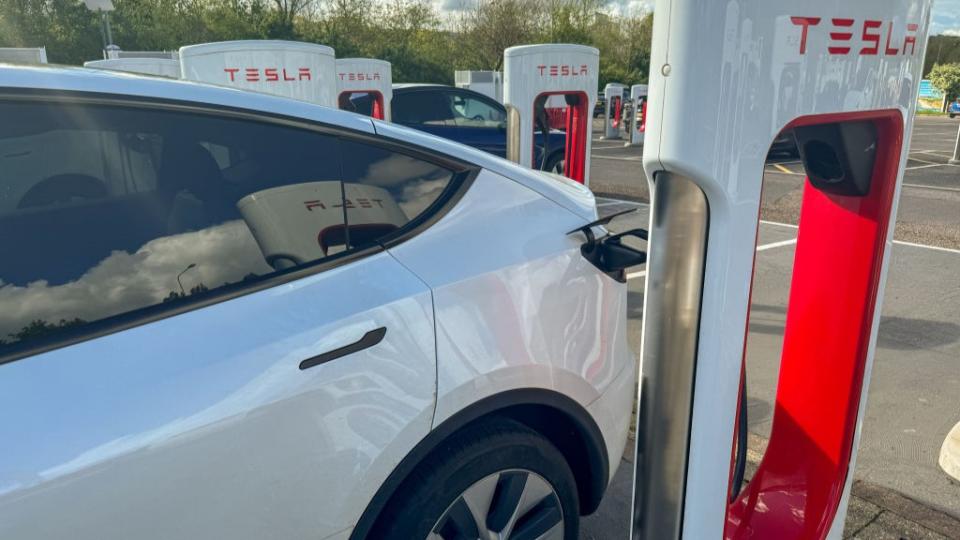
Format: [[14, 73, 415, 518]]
[[98, 11, 107, 53], [104, 11, 114, 47], [950, 122, 960, 165], [177, 264, 196, 296]]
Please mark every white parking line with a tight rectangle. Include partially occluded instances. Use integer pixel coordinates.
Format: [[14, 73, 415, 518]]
[[756, 238, 799, 251], [914, 150, 956, 157], [902, 183, 960, 193], [905, 163, 950, 171], [908, 156, 946, 166], [760, 219, 960, 254], [593, 155, 643, 162]]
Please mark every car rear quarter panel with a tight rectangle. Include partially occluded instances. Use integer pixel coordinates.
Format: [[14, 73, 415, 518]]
[[386, 168, 633, 433]]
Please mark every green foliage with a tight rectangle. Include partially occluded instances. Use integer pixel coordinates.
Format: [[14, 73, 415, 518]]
[[928, 63, 960, 101], [924, 35, 960, 77], [0, 0, 653, 86], [0, 0, 101, 64]]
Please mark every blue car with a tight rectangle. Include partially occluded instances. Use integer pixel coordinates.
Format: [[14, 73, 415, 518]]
[[352, 84, 569, 173], [949, 100, 960, 119]]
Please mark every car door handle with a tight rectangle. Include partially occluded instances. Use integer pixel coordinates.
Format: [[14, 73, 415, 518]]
[[299, 327, 387, 370]]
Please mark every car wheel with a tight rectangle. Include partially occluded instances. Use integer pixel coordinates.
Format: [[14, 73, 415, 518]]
[[544, 152, 565, 175], [951, 113, 956, 119], [371, 418, 579, 540]]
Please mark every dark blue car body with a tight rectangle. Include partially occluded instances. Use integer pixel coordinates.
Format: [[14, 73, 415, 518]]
[[351, 84, 568, 171]]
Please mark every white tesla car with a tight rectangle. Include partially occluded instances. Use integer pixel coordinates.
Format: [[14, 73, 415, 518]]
[[0, 65, 641, 540]]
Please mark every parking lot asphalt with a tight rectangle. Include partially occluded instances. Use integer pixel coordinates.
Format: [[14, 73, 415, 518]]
[[588, 116, 960, 250], [578, 116, 960, 538]]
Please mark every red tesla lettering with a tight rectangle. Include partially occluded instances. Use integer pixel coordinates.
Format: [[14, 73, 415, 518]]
[[224, 68, 239, 82], [304, 200, 325, 211], [245, 68, 259, 82], [860, 19, 882, 55], [550, 65, 558, 76], [265, 68, 279, 82], [561, 65, 570, 76], [349, 73, 356, 81], [884, 21, 899, 55], [537, 65, 546, 76], [357, 198, 372, 209], [792, 16, 919, 56], [791, 16, 821, 54], [904, 23, 918, 54], [337, 72, 345, 80], [829, 18, 854, 54], [374, 73, 381, 81], [580, 64, 588, 75], [299, 67, 310, 81]]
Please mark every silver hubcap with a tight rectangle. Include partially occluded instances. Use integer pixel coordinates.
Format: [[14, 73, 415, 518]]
[[428, 469, 565, 540]]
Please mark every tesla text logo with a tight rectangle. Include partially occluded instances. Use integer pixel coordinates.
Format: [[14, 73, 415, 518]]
[[338, 72, 382, 81], [224, 67, 312, 82], [537, 64, 589, 76], [791, 17, 919, 56], [304, 198, 386, 211]]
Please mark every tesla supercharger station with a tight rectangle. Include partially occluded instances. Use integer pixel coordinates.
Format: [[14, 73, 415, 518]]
[[627, 84, 648, 146], [84, 58, 181, 78], [0, 47, 47, 64], [602, 83, 626, 140], [336, 58, 392, 121], [238, 183, 406, 269], [179, 41, 336, 107], [504, 44, 599, 185], [632, 1, 932, 539]]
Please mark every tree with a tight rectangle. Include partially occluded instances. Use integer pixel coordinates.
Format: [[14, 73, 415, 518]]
[[0, 0, 101, 64], [454, 0, 542, 70], [928, 63, 960, 102], [924, 35, 960, 76]]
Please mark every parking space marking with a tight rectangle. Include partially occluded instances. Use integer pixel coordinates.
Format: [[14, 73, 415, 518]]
[[905, 163, 951, 171], [908, 156, 946, 166], [756, 238, 798, 251], [760, 219, 960, 254], [893, 239, 960, 255], [596, 198, 647, 207], [594, 155, 643, 162], [914, 149, 955, 155], [772, 163, 794, 174], [902, 183, 960, 193]]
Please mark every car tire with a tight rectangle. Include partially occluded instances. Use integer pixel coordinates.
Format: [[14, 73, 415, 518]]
[[544, 152, 565, 175], [370, 418, 580, 540], [951, 113, 956, 119]]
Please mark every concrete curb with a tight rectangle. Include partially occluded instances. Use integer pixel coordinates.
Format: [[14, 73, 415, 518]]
[[939, 421, 960, 482]]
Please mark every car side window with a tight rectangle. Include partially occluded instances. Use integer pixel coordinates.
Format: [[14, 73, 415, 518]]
[[0, 101, 348, 354], [392, 90, 457, 127], [450, 92, 506, 129], [339, 138, 456, 249]]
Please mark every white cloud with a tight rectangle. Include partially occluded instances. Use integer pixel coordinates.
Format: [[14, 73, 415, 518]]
[[944, 28, 960, 36], [932, 0, 960, 35], [0, 220, 271, 340]]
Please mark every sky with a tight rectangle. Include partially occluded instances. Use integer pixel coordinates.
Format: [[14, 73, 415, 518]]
[[437, 0, 960, 36]]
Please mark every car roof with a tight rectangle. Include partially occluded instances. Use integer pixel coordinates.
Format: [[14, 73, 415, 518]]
[[392, 83, 448, 89], [0, 63, 376, 134]]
